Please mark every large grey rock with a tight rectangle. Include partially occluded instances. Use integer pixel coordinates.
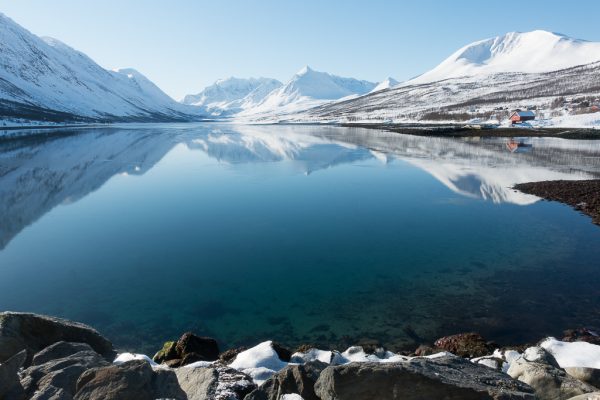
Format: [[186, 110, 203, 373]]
[[0, 312, 115, 365], [155, 365, 255, 400], [508, 348, 598, 400], [30, 385, 74, 400], [0, 349, 27, 400], [314, 356, 536, 400], [21, 350, 109, 397], [565, 367, 600, 389], [32, 342, 96, 366], [74, 359, 154, 400], [566, 393, 600, 399], [245, 360, 327, 400]]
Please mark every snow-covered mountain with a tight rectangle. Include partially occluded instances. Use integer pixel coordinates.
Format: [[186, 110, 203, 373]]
[[238, 66, 377, 118], [411, 30, 600, 84], [302, 30, 600, 126], [0, 13, 203, 123], [370, 77, 400, 93], [181, 77, 282, 116]]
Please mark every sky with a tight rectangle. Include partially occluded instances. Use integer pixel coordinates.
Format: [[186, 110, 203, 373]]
[[3, 0, 600, 100]]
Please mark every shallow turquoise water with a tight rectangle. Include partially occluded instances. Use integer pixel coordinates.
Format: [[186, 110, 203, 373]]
[[0, 124, 599, 353]]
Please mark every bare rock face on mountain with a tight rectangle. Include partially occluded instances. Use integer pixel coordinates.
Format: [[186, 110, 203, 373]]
[[0, 312, 115, 365], [314, 356, 536, 400]]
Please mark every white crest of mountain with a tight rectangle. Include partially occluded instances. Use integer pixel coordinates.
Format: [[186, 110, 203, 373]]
[[181, 77, 282, 115], [241, 66, 377, 116], [370, 77, 400, 93], [410, 30, 600, 84], [0, 13, 201, 121]]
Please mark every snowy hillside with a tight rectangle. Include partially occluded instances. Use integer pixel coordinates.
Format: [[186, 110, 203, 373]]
[[370, 77, 400, 93], [237, 66, 377, 118], [290, 31, 600, 127], [411, 30, 600, 84], [0, 13, 203, 123], [181, 77, 282, 116]]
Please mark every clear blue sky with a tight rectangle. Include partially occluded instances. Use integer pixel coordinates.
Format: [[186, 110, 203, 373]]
[[3, 0, 600, 100]]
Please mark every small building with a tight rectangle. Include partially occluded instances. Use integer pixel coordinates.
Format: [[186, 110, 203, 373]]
[[510, 110, 535, 124]]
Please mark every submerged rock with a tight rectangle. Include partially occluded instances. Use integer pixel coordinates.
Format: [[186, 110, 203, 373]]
[[314, 355, 535, 400], [245, 360, 327, 400], [0, 312, 114, 365], [434, 332, 495, 358]]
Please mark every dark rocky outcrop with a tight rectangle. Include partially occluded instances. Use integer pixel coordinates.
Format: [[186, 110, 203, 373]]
[[434, 332, 495, 358], [245, 360, 327, 400], [0, 312, 115, 365], [0, 349, 27, 400], [153, 332, 220, 367], [271, 342, 292, 363], [563, 328, 600, 345], [314, 355, 536, 400], [74, 360, 155, 400], [220, 347, 247, 364]]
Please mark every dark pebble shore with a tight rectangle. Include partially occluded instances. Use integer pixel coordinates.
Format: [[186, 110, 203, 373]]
[[514, 180, 600, 225], [341, 123, 600, 139]]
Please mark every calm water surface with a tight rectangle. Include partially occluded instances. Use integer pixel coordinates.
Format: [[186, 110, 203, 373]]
[[1, 123, 599, 353]]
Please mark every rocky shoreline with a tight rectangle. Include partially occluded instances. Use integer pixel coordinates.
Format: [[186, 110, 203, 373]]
[[342, 123, 600, 139], [1, 312, 600, 399], [514, 180, 600, 226]]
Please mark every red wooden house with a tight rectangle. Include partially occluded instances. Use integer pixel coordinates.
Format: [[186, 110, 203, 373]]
[[510, 110, 535, 124]]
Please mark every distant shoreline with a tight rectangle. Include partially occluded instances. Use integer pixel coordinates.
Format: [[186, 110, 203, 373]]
[[2, 121, 600, 140]]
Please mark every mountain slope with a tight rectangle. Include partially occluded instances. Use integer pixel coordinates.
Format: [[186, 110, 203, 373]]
[[239, 66, 376, 117], [181, 77, 282, 116], [370, 77, 400, 93], [411, 30, 600, 84], [0, 13, 202, 123]]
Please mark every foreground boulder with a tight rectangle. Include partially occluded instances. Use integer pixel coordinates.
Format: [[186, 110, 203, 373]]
[[507, 347, 598, 400], [0, 349, 27, 400], [153, 332, 219, 367], [434, 332, 495, 358], [74, 360, 154, 400], [0, 312, 115, 364], [314, 355, 535, 400], [245, 360, 327, 400], [565, 367, 600, 388], [20, 347, 109, 398]]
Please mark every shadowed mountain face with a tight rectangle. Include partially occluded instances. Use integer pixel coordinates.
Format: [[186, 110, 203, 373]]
[[1, 124, 599, 250]]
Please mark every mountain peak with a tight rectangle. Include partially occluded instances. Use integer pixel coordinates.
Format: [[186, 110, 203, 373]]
[[410, 30, 600, 84], [296, 65, 314, 76]]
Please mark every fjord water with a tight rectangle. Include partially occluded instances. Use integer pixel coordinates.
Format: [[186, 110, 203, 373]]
[[1, 124, 599, 354]]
